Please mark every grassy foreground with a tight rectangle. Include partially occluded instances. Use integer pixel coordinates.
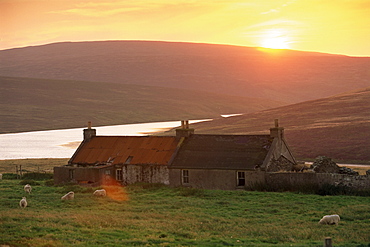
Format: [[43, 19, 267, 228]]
[[1, 180, 370, 247]]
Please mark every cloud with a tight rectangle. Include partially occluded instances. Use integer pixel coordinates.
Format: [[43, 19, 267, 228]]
[[261, 0, 297, 15]]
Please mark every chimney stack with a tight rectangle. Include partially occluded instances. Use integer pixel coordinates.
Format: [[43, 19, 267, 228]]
[[176, 120, 194, 140], [270, 119, 284, 139], [83, 121, 96, 141]]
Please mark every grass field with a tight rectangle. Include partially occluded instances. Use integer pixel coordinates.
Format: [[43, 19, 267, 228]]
[[1, 179, 370, 247], [0, 158, 69, 174]]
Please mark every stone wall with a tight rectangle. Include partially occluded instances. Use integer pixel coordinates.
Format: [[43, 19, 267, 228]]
[[120, 165, 169, 185], [266, 172, 370, 191], [169, 169, 266, 190]]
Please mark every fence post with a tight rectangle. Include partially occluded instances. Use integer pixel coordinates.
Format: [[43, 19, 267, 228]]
[[324, 237, 332, 247], [20, 165, 23, 178]]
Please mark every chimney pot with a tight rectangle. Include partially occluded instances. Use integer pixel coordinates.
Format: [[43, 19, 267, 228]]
[[84, 121, 96, 141], [270, 119, 284, 139], [176, 120, 194, 140]]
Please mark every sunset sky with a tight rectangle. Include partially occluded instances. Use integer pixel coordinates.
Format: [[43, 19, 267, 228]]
[[1, 0, 369, 56]]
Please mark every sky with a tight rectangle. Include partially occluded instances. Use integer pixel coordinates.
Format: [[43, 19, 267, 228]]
[[0, 0, 369, 56]]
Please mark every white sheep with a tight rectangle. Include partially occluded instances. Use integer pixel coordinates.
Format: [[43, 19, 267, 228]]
[[19, 197, 27, 208], [93, 189, 107, 197], [61, 191, 75, 200], [24, 184, 32, 194], [319, 214, 340, 225]]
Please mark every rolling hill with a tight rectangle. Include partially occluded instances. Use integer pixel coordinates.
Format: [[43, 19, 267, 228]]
[[1, 41, 369, 104], [183, 87, 370, 162], [1, 41, 368, 162], [0, 76, 284, 134]]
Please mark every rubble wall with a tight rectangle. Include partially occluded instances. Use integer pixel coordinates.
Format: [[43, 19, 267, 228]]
[[266, 172, 370, 190]]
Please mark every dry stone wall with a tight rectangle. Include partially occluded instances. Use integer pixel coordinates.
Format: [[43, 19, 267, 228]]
[[266, 172, 370, 191]]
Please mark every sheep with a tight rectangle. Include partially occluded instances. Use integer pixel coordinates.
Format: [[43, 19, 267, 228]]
[[61, 191, 74, 200], [319, 214, 340, 225], [19, 197, 27, 208], [93, 189, 107, 197], [24, 184, 32, 194]]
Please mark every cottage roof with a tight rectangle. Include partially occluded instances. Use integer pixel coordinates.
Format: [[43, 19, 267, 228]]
[[170, 134, 273, 170], [69, 136, 179, 166]]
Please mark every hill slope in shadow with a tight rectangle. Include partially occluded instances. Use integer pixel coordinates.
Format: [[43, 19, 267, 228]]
[[187, 87, 370, 162], [0, 76, 284, 133]]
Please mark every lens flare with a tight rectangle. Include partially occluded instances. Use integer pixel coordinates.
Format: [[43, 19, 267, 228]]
[[102, 178, 129, 201]]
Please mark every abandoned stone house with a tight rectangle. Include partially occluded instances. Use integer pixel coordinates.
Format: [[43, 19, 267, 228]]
[[54, 120, 297, 190]]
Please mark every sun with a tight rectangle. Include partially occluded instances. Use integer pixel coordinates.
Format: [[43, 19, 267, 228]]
[[260, 29, 291, 49]]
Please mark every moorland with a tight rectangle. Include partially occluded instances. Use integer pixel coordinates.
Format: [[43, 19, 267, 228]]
[[185, 87, 370, 163], [1, 179, 370, 247], [1, 41, 369, 162]]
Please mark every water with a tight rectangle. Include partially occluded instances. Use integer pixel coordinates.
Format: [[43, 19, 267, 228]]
[[0, 120, 210, 160]]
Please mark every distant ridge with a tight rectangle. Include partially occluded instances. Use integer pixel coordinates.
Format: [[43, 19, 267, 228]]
[[1, 41, 369, 103], [0, 76, 285, 134]]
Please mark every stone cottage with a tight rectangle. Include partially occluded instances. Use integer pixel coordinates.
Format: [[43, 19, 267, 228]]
[[54, 120, 297, 189]]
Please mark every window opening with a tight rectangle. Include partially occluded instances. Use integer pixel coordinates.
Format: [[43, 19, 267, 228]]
[[182, 170, 189, 184], [237, 171, 245, 186], [116, 169, 123, 181]]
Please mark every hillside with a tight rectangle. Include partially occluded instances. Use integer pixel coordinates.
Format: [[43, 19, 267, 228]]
[[0, 76, 285, 134], [184, 87, 370, 162], [1, 41, 369, 104]]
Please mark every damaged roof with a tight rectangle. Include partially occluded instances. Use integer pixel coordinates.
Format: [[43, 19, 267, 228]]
[[170, 134, 273, 170], [69, 136, 179, 166]]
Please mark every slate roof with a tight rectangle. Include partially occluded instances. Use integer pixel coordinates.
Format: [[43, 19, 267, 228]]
[[170, 134, 273, 170], [69, 136, 179, 166]]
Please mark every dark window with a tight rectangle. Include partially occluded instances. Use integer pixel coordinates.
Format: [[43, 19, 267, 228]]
[[237, 171, 245, 186], [116, 169, 123, 181], [182, 170, 189, 184], [69, 169, 74, 180]]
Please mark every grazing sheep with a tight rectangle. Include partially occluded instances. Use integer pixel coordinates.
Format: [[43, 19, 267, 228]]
[[319, 214, 340, 225], [61, 191, 74, 200], [93, 189, 107, 197], [24, 184, 32, 194], [19, 197, 27, 208]]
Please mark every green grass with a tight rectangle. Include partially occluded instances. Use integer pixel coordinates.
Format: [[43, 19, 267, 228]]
[[1, 180, 370, 246]]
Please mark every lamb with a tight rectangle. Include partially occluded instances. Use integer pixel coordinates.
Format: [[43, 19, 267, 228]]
[[19, 197, 27, 208], [24, 184, 32, 194], [61, 191, 75, 200], [319, 214, 340, 225], [93, 189, 107, 197]]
